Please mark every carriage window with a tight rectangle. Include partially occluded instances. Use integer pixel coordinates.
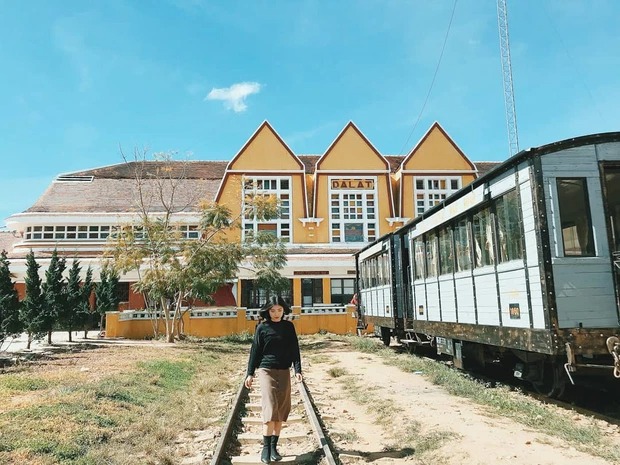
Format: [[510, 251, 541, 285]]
[[413, 237, 425, 280], [603, 169, 620, 252], [496, 190, 523, 262], [381, 254, 389, 285], [473, 208, 495, 267], [426, 233, 438, 277], [439, 227, 454, 275], [557, 178, 595, 257], [454, 219, 472, 271]]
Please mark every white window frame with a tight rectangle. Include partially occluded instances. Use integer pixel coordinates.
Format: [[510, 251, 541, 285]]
[[23, 224, 200, 241], [414, 176, 462, 216], [242, 176, 292, 243], [328, 176, 377, 243]]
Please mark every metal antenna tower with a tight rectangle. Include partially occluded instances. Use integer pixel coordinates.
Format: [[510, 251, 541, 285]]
[[497, 0, 520, 157]]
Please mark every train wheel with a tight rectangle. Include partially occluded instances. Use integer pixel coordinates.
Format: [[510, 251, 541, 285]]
[[532, 361, 566, 398], [380, 327, 391, 347]]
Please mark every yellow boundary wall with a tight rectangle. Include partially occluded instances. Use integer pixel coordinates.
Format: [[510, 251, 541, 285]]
[[105, 305, 374, 339]]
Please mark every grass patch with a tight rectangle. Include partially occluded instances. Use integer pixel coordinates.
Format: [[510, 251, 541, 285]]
[[307, 354, 334, 364], [217, 331, 253, 344], [0, 342, 247, 465], [139, 359, 195, 390], [350, 336, 384, 353], [332, 429, 360, 443], [0, 375, 51, 391], [327, 367, 346, 378]]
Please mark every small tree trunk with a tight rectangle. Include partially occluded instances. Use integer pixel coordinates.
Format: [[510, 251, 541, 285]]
[[47, 331, 52, 345], [162, 297, 174, 343], [68, 328, 73, 343], [99, 314, 105, 335], [26, 332, 32, 350], [84, 329, 88, 339]]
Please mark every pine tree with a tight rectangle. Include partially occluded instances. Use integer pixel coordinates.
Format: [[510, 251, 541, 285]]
[[78, 266, 94, 338], [0, 250, 22, 347], [62, 259, 82, 343], [95, 266, 120, 333], [41, 250, 66, 344], [20, 251, 44, 349]]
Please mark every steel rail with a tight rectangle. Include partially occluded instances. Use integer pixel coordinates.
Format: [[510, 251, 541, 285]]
[[210, 381, 248, 465], [297, 379, 338, 465]]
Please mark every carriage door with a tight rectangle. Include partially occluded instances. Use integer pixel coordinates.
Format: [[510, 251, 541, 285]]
[[602, 166, 620, 305]]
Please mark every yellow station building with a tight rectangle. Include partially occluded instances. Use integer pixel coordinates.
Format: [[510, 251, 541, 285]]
[[1, 121, 497, 338]]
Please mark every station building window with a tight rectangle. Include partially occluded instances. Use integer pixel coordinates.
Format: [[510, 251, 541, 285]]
[[329, 177, 377, 243], [330, 278, 355, 305], [301, 278, 323, 306], [23, 224, 200, 241], [242, 177, 291, 243], [116, 282, 130, 303], [414, 176, 461, 215], [240, 279, 293, 309]]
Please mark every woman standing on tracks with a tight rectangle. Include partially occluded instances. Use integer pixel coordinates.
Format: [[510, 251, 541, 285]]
[[244, 296, 303, 464]]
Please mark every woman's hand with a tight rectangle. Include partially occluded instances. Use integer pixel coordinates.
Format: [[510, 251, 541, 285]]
[[295, 373, 303, 383], [244, 375, 254, 389]]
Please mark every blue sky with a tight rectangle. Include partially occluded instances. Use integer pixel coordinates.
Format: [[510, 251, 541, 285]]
[[1, 0, 619, 227]]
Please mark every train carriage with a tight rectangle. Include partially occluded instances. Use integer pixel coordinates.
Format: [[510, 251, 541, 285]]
[[355, 132, 620, 396]]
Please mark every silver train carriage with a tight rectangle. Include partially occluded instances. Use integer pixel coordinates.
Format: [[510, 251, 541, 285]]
[[355, 132, 620, 397]]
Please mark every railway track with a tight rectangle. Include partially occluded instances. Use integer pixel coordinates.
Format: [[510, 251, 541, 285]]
[[210, 375, 338, 465]]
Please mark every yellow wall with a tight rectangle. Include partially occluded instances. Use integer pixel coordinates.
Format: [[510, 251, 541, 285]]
[[317, 123, 388, 171], [229, 123, 303, 171], [399, 123, 477, 218], [215, 120, 476, 242], [105, 305, 368, 339], [402, 124, 475, 171], [291, 175, 308, 243]]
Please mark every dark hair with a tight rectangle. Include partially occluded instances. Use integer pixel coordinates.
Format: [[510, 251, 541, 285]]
[[258, 296, 291, 320]]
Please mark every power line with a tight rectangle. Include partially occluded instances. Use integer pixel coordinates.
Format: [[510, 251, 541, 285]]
[[399, 0, 459, 155]]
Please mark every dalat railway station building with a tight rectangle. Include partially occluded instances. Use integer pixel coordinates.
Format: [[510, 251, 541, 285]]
[[0, 121, 498, 338]]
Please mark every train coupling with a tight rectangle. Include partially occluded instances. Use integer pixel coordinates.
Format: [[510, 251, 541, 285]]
[[607, 336, 620, 379]]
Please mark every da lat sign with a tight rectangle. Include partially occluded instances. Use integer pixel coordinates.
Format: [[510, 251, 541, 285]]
[[331, 179, 374, 189]]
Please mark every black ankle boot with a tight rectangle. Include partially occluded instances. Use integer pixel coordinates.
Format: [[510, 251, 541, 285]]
[[270, 435, 282, 462], [261, 435, 271, 464]]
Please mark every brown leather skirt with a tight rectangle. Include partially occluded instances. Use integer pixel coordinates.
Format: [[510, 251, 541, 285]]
[[257, 368, 291, 423]]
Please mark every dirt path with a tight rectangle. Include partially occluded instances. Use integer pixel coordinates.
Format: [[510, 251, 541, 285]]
[[302, 343, 619, 465]]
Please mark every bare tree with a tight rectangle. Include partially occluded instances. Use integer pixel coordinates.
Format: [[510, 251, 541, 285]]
[[105, 150, 287, 342]]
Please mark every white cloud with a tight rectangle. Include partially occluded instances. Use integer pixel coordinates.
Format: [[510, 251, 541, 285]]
[[206, 82, 262, 112]]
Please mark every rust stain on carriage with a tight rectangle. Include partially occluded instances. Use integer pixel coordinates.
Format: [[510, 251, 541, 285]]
[[408, 320, 556, 354], [558, 328, 620, 357], [399, 321, 620, 358]]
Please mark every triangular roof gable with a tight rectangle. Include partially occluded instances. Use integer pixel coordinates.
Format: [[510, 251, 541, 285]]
[[400, 122, 476, 171], [226, 121, 304, 171], [316, 122, 390, 171]]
